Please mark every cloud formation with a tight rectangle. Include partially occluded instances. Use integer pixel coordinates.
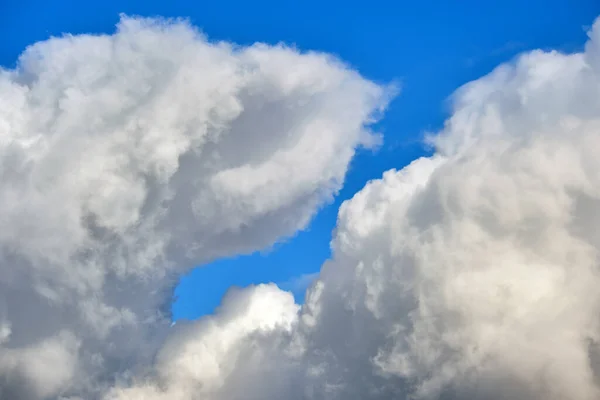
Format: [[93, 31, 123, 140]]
[[0, 15, 390, 399], [4, 12, 600, 400], [107, 16, 600, 400]]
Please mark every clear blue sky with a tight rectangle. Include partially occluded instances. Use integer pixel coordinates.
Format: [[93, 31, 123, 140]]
[[2, 0, 599, 320]]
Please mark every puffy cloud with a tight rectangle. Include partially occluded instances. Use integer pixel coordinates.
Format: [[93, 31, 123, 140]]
[[0, 15, 390, 398], [107, 15, 600, 400], [104, 284, 299, 400]]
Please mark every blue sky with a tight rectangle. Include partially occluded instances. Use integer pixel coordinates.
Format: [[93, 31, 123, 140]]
[[2, 0, 599, 320]]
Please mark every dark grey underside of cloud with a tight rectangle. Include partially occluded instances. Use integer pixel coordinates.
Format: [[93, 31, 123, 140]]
[[3, 13, 600, 400]]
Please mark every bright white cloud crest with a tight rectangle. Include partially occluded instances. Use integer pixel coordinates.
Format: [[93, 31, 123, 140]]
[[3, 13, 600, 400]]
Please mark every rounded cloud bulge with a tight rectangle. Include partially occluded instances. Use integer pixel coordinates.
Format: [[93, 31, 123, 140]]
[[0, 15, 392, 399], [108, 15, 600, 400]]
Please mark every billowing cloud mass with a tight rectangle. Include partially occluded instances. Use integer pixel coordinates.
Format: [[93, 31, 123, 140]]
[[3, 12, 600, 400], [0, 15, 389, 399]]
